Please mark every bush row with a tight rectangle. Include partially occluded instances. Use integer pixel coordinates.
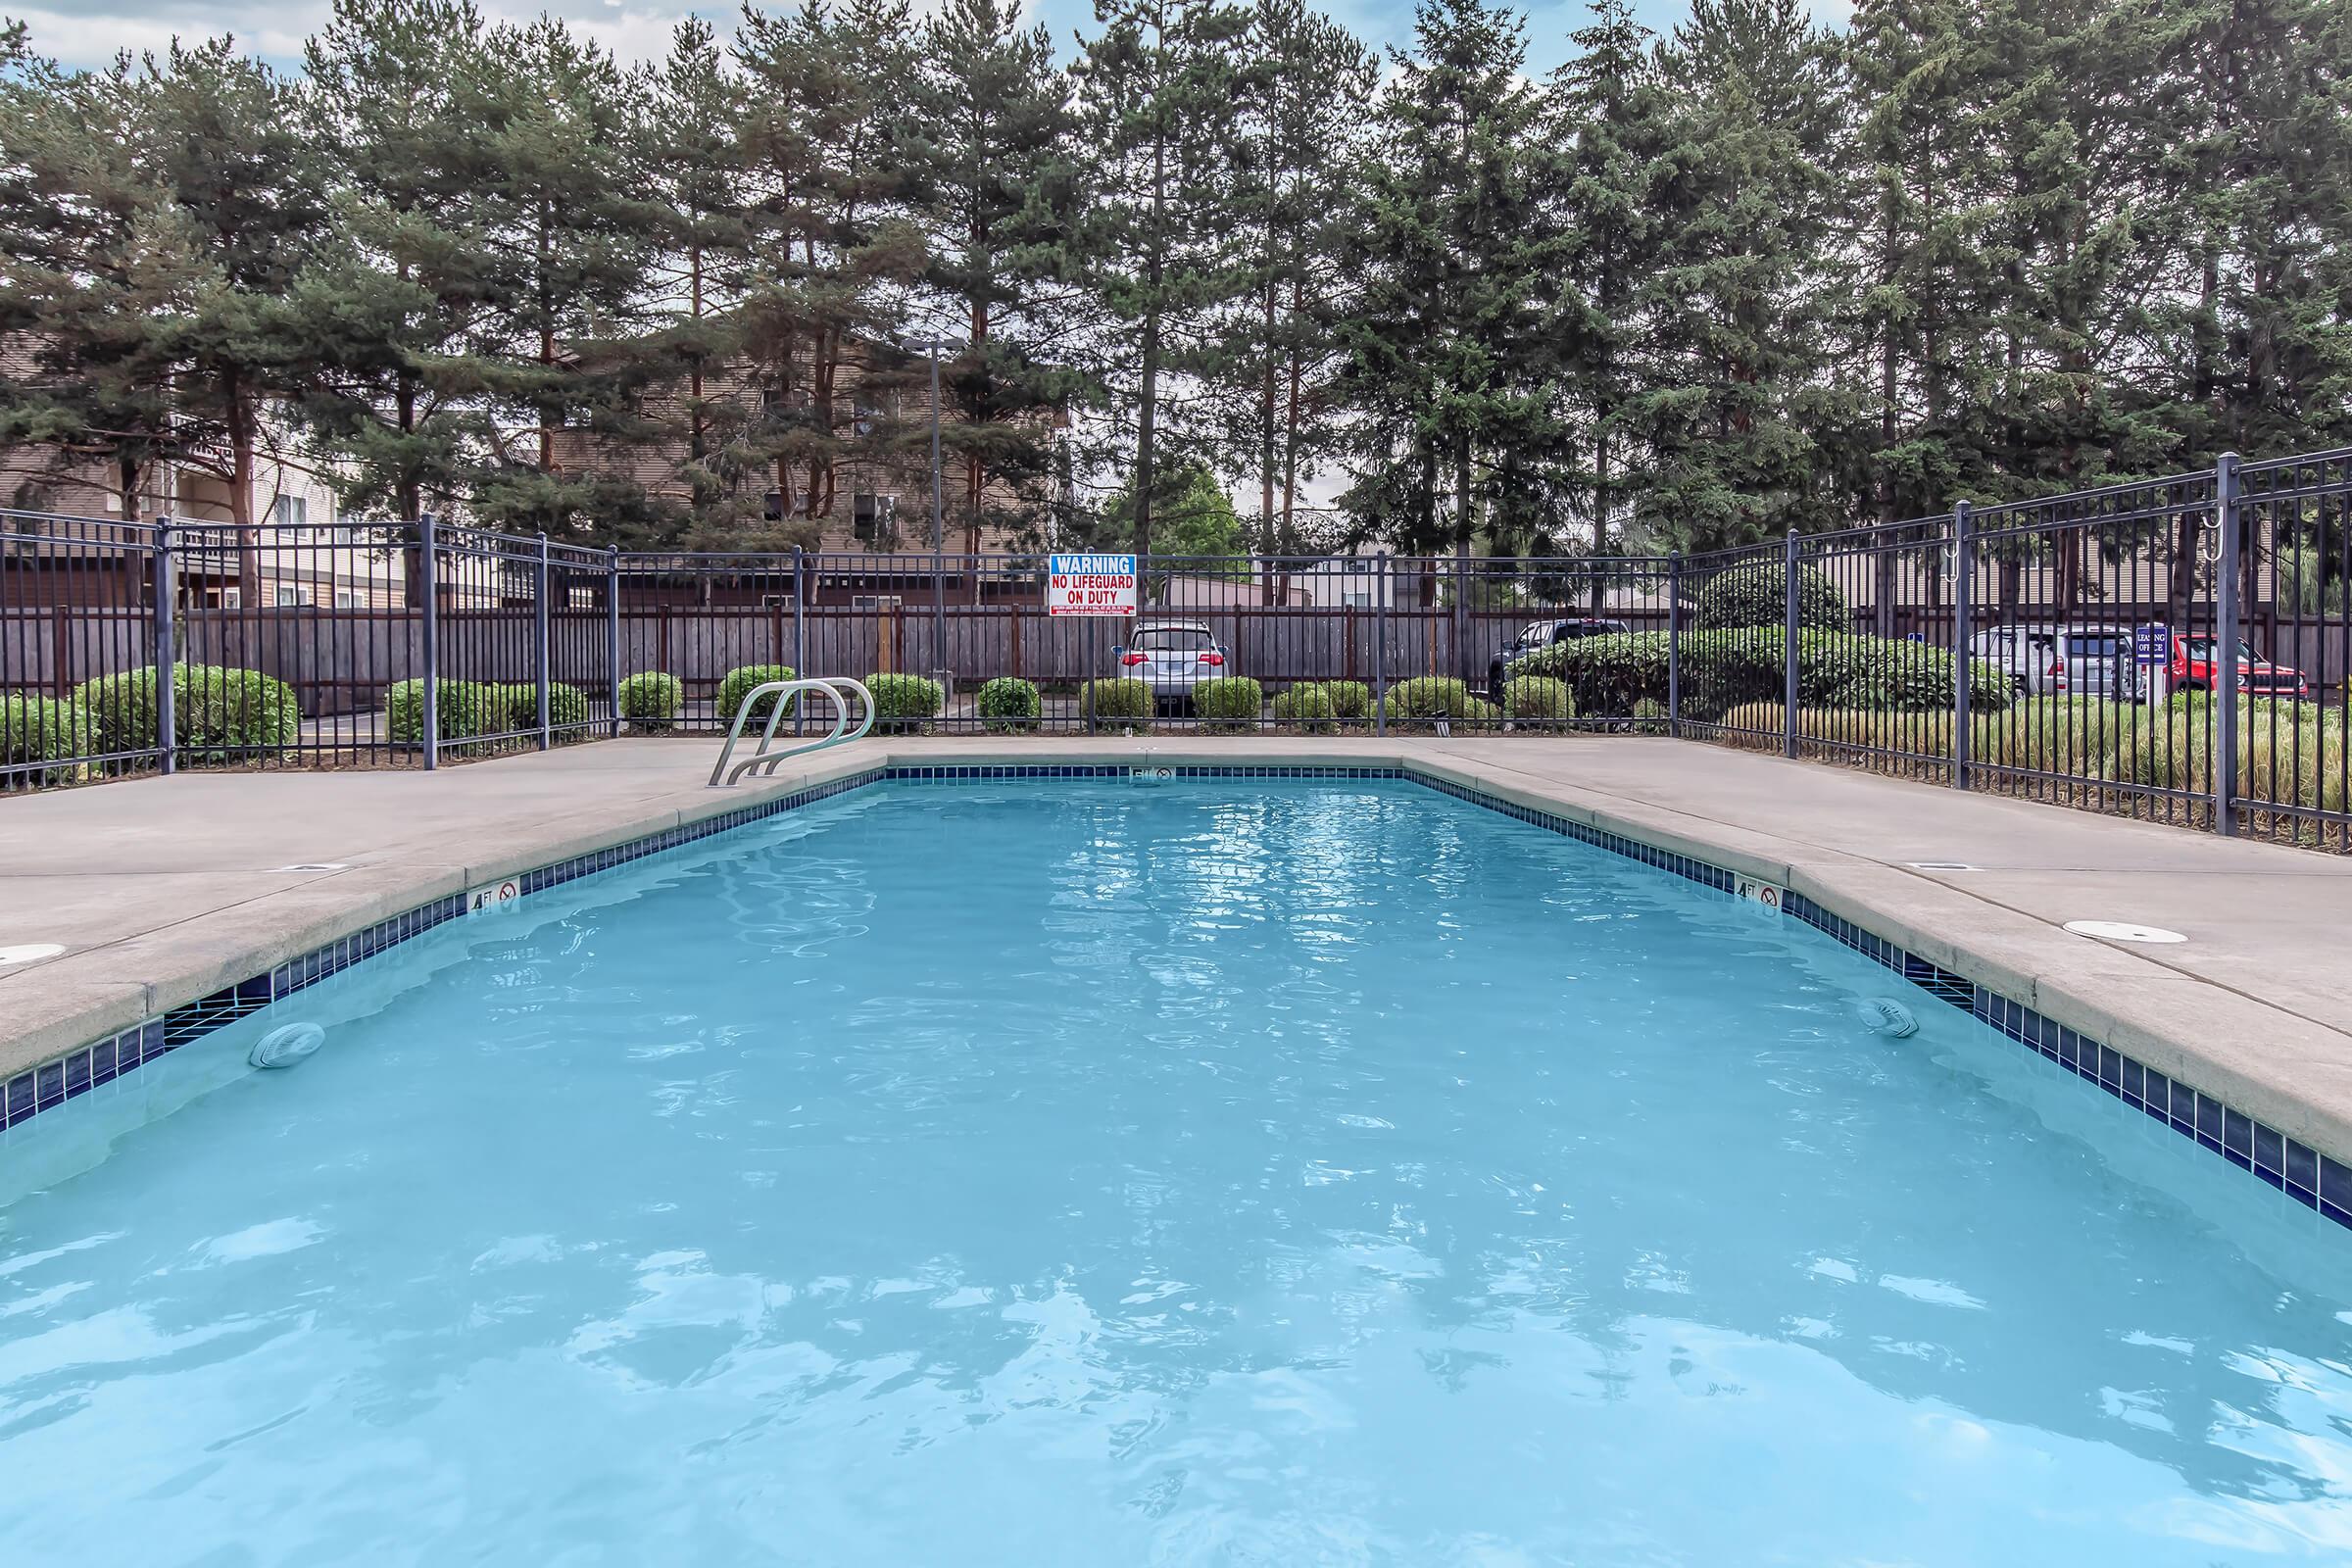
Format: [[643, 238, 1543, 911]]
[[1511, 627, 2010, 719]]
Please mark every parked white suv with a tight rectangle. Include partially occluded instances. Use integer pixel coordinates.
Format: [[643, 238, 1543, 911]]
[[1116, 622, 1231, 709]]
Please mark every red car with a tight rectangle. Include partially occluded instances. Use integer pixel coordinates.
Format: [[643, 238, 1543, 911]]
[[2170, 632, 2310, 698]]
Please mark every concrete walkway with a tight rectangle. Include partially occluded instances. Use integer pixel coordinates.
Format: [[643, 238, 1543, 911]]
[[5, 735, 2351, 1159]]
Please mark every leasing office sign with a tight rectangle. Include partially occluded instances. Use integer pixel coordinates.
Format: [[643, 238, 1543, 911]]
[[1047, 554, 1137, 616]]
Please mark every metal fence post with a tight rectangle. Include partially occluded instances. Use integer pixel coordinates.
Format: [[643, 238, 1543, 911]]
[[1665, 552, 1682, 737], [151, 516, 175, 774], [1951, 501, 1973, 790], [1783, 528, 1800, 758], [534, 532, 552, 750], [1374, 552, 1390, 737], [418, 514, 440, 770], [2215, 452, 2241, 836], [792, 545, 808, 737], [606, 546, 622, 740]]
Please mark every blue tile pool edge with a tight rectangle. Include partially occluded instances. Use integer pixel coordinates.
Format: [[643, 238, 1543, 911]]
[[8, 760, 2343, 1234]]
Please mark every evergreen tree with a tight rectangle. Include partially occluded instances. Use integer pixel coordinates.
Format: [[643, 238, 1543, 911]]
[[468, 16, 666, 540], [1070, 0, 1250, 557], [1211, 0, 1375, 569], [1635, 0, 1842, 551], [298, 0, 504, 530], [134, 32, 328, 611], [1549, 0, 1673, 573], [0, 35, 178, 515], [642, 17, 756, 521], [1832, 0, 2001, 627], [909, 0, 1085, 554], [731, 0, 926, 543], [1336, 0, 1560, 563]]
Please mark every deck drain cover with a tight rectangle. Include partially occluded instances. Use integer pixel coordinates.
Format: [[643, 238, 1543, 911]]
[[2063, 920, 2186, 945], [0, 943, 64, 964], [1909, 861, 1974, 871], [273, 862, 349, 872]]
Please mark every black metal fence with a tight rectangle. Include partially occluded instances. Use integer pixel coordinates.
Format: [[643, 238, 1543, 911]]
[[5, 448, 2351, 850]]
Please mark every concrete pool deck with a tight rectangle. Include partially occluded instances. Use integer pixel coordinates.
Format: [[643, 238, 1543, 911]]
[[5, 735, 2351, 1162]]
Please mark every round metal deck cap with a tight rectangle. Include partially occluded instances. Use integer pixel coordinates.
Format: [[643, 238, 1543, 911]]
[[2062, 919, 2186, 945], [0, 943, 65, 964]]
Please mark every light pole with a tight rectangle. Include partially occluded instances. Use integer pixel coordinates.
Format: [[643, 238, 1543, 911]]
[[904, 335, 956, 697]]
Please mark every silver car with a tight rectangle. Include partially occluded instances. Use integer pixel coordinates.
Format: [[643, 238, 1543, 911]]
[[1116, 622, 1231, 708], [1967, 625, 2065, 695]]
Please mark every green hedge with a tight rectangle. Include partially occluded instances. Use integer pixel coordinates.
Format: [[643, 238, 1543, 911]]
[[1269, 682, 1337, 732], [618, 671, 683, 732], [1083, 677, 1152, 731], [1503, 674, 1574, 722], [387, 678, 496, 746], [489, 681, 591, 737], [1512, 628, 2009, 720], [1383, 676, 1497, 729], [976, 676, 1042, 733], [1191, 675, 1263, 732], [865, 672, 945, 732], [1320, 680, 1373, 720], [2, 694, 90, 783], [717, 664, 798, 726], [76, 663, 302, 762], [1691, 561, 1847, 631]]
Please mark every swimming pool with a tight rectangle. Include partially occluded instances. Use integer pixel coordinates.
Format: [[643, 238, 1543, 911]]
[[3, 777, 2350, 1564]]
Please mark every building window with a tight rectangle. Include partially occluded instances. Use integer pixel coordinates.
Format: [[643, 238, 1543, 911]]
[[268, 495, 307, 528], [853, 493, 895, 545], [274, 584, 314, 608], [334, 589, 360, 609]]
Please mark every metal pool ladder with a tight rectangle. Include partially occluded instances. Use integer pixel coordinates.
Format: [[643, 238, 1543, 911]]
[[707, 678, 876, 787]]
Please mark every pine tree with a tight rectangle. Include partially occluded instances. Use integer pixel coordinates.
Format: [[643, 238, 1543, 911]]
[[1549, 0, 1674, 575], [1634, 0, 1842, 551], [1211, 0, 1375, 571], [1336, 0, 1560, 564], [642, 17, 756, 522], [468, 16, 666, 540], [1832, 0, 2002, 628], [909, 0, 1085, 554], [134, 32, 328, 610], [731, 0, 926, 543], [298, 0, 506, 530], [1071, 0, 1250, 559], [0, 35, 178, 515]]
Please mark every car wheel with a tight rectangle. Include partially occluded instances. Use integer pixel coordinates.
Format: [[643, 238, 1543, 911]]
[[1489, 663, 1507, 705]]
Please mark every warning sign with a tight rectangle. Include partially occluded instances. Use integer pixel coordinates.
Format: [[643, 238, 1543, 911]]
[[1047, 553, 1137, 617]]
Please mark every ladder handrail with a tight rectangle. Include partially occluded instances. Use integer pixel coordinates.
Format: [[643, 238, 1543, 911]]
[[707, 677, 875, 787]]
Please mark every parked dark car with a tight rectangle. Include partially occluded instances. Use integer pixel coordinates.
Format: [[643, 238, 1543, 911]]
[[1491, 617, 1631, 702]]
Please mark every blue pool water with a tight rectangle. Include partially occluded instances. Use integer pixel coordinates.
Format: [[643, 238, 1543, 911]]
[[4, 780, 2352, 1565]]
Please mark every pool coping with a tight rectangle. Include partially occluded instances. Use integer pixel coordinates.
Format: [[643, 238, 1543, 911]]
[[7, 740, 2351, 1231]]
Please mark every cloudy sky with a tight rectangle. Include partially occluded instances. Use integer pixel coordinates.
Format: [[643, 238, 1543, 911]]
[[17, 0, 1848, 77]]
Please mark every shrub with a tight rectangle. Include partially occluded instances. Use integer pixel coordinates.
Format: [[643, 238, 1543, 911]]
[[1629, 698, 1671, 735], [387, 678, 497, 747], [1191, 675, 1263, 732], [1503, 674, 1573, 723], [1383, 675, 1497, 731], [488, 681, 592, 737], [1515, 628, 2008, 722], [1691, 560, 1848, 632], [717, 664, 798, 727], [1320, 680, 1373, 720], [1083, 677, 1153, 732], [76, 662, 302, 761], [1269, 682, 1337, 733], [976, 676, 1043, 733], [617, 671, 683, 733], [865, 672, 945, 732], [1, 695, 90, 783]]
